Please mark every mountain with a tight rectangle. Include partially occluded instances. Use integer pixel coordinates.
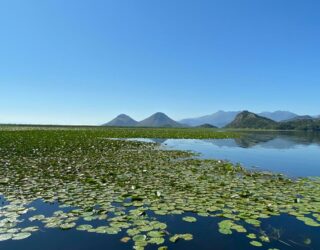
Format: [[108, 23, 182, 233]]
[[258, 111, 298, 122], [196, 123, 218, 128], [277, 119, 320, 131], [180, 110, 314, 126], [179, 111, 241, 127], [103, 114, 138, 127], [137, 112, 182, 127], [284, 115, 314, 122], [225, 111, 277, 129]]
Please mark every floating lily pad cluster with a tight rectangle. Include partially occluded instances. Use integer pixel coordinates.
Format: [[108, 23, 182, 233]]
[[0, 129, 320, 249]]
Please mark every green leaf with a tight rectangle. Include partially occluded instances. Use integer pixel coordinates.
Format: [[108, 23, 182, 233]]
[[250, 241, 263, 247], [182, 216, 197, 223]]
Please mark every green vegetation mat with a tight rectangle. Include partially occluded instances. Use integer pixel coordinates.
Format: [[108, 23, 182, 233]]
[[0, 126, 239, 139], [0, 130, 319, 249]]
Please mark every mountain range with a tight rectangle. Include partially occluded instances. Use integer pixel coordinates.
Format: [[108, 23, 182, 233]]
[[179, 111, 240, 127], [180, 110, 300, 127], [258, 111, 298, 122], [103, 111, 320, 130], [103, 112, 182, 128], [285, 115, 314, 121], [226, 111, 320, 131]]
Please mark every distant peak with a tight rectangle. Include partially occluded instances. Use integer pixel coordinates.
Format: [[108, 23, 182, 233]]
[[149, 112, 170, 118], [241, 110, 251, 115], [117, 114, 130, 118], [103, 114, 137, 127], [215, 110, 239, 114], [137, 112, 182, 127], [225, 110, 277, 129], [152, 112, 166, 116]]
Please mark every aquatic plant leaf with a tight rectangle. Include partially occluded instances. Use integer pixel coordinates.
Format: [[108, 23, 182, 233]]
[[133, 234, 147, 242], [120, 236, 131, 243], [247, 233, 256, 239], [0, 233, 13, 241], [169, 233, 193, 242], [12, 232, 32, 240], [182, 216, 197, 223], [21, 226, 39, 232], [158, 247, 168, 250], [148, 237, 165, 245], [60, 222, 76, 230], [250, 241, 263, 247], [76, 224, 93, 231], [147, 231, 164, 238]]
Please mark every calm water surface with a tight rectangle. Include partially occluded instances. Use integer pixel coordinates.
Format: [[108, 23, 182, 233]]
[[155, 131, 320, 177]]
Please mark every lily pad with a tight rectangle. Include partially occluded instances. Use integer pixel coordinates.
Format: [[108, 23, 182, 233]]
[[250, 241, 263, 247], [60, 222, 76, 230], [12, 232, 32, 240], [133, 234, 147, 242], [0, 233, 13, 241], [182, 216, 197, 223], [76, 224, 93, 231]]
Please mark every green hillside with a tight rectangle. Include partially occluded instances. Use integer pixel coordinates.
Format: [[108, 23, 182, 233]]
[[277, 119, 320, 131], [225, 111, 277, 129]]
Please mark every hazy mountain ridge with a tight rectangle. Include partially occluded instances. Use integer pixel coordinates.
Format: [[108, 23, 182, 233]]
[[179, 111, 240, 127], [196, 123, 218, 128], [284, 115, 314, 122], [180, 110, 299, 127], [258, 111, 298, 122]]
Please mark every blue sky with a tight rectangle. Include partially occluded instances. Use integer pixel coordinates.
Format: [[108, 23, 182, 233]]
[[0, 0, 319, 124]]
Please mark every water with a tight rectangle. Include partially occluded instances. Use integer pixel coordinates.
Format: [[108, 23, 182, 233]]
[[1, 199, 319, 250], [1, 132, 320, 250], [148, 131, 320, 177], [1, 197, 319, 250]]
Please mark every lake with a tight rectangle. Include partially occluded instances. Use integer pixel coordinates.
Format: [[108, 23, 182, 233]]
[[134, 131, 320, 177], [1, 197, 319, 250], [1, 131, 320, 250]]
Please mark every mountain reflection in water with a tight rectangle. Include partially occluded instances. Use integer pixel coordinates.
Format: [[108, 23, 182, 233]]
[[132, 132, 320, 177]]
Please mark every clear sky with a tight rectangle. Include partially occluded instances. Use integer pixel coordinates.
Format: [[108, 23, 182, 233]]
[[0, 0, 319, 125]]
